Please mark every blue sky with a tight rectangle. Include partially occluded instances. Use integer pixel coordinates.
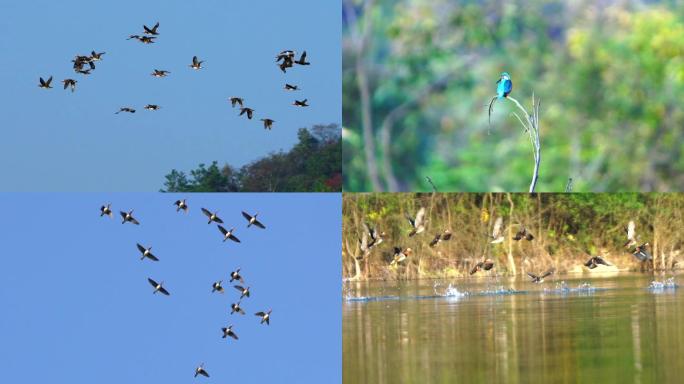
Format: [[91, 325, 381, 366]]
[[0, 193, 341, 383], [0, 0, 340, 191]]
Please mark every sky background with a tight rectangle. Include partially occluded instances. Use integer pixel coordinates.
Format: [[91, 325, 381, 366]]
[[0, 193, 341, 383], [0, 0, 340, 191]]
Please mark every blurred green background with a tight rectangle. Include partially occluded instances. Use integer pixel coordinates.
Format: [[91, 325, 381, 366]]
[[343, 0, 684, 192]]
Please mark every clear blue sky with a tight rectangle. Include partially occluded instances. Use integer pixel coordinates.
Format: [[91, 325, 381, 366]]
[[0, 0, 340, 191], [0, 193, 341, 382]]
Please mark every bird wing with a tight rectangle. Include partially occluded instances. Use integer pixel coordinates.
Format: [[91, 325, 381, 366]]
[[429, 234, 440, 247], [129, 217, 140, 225], [120, 211, 127, 219], [147, 253, 159, 261], [192, 56, 198, 65], [414, 207, 426, 227], [158, 286, 170, 296], [526, 272, 538, 280], [201, 208, 212, 217], [136, 243, 146, 253], [241, 211, 252, 221], [234, 285, 245, 292], [626, 220, 635, 240], [255, 311, 266, 317], [541, 268, 555, 278], [300, 51, 307, 61], [253, 220, 265, 229], [492, 217, 503, 238], [147, 278, 157, 287], [228, 234, 241, 243], [46, 76, 52, 85], [217, 225, 228, 235]]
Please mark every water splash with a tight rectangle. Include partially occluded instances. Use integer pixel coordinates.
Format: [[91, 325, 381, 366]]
[[443, 284, 468, 298], [544, 281, 597, 295], [648, 277, 678, 292], [479, 285, 521, 295]]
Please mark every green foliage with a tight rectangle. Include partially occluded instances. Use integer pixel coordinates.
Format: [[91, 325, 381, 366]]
[[343, 0, 684, 191], [162, 124, 341, 192]]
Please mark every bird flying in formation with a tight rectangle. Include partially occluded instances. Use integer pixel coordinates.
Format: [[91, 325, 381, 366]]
[[255, 309, 272, 325], [218, 225, 241, 243], [234, 285, 250, 299], [137, 243, 159, 261], [148, 278, 170, 295], [189, 55, 204, 70], [261, 118, 275, 130], [38, 76, 53, 89], [221, 325, 238, 340], [174, 199, 188, 212], [201, 208, 223, 224], [241, 211, 265, 229], [120, 210, 140, 225], [100, 203, 112, 217], [195, 364, 209, 378], [230, 268, 244, 283], [527, 268, 555, 283], [406, 207, 426, 237]]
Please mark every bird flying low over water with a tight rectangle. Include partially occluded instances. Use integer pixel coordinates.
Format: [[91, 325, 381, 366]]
[[195, 364, 209, 378], [406, 207, 426, 237], [212, 280, 224, 293], [189, 55, 204, 70], [234, 285, 250, 299], [62, 79, 77, 92], [255, 309, 271, 325], [229, 97, 244, 108], [137, 243, 159, 261], [239, 107, 254, 119], [222, 325, 238, 340], [230, 268, 244, 283], [201, 208, 223, 224], [38, 76, 53, 89], [292, 99, 309, 107], [218, 225, 241, 243], [120, 210, 140, 225], [100, 203, 112, 217], [148, 278, 170, 295], [261, 118, 274, 130], [584, 255, 610, 269], [174, 199, 188, 212], [527, 268, 555, 283], [231, 301, 245, 315], [632, 243, 652, 262], [242, 211, 265, 229], [470, 259, 495, 275], [151, 69, 170, 77], [116, 107, 136, 114], [429, 230, 452, 247], [390, 247, 412, 266], [143, 22, 160, 35]]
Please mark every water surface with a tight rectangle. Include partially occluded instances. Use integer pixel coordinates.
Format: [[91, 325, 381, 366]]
[[343, 274, 683, 383]]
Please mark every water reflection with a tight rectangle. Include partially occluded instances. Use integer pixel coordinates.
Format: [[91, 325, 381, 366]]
[[343, 274, 683, 383]]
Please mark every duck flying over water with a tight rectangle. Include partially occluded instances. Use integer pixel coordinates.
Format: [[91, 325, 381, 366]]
[[120, 210, 140, 225], [100, 203, 112, 217], [429, 230, 452, 247], [229, 97, 243, 108], [143, 22, 160, 35], [241, 211, 265, 229], [231, 301, 245, 315], [255, 309, 271, 325], [292, 99, 309, 107], [194, 364, 209, 378], [470, 259, 495, 275], [284, 83, 299, 91], [230, 268, 244, 283], [174, 199, 188, 212], [234, 285, 250, 299], [189, 55, 203, 70], [527, 268, 555, 283], [406, 207, 426, 237], [389, 247, 412, 266], [116, 107, 136, 114], [294, 51, 310, 65], [137, 243, 159, 261], [201, 208, 223, 224], [239, 107, 254, 119], [513, 225, 534, 241], [147, 278, 169, 295], [212, 280, 224, 293], [488, 72, 513, 126], [62, 79, 77, 92], [364, 223, 385, 249], [584, 255, 610, 269], [151, 69, 170, 77], [632, 243, 652, 262], [221, 325, 238, 340], [218, 225, 241, 243], [261, 118, 274, 130], [38, 76, 53, 89]]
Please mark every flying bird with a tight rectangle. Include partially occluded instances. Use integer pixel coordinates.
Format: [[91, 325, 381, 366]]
[[151, 69, 170, 77], [120, 210, 140, 225], [261, 118, 274, 130], [284, 84, 299, 91], [255, 309, 272, 325], [429, 230, 452, 247], [62, 79, 77, 92], [624, 220, 638, 248], [147, 278, 169, 295], [174, 199, 188, 212], [239, 107, 254, 119], [490, 217, 505, 244], [137, 243, 159, 261], [292, 99, 309, 107], [143, 22, 160, 35], [406, 207, 426, 236], [144, 104, 160, 111], [194, 364, 209, 378], [212, 280, 224, 293], [241, 211, 265, 229], [116, 107, 136, 114], [513, 225, 534, 241], [221, 325, 238, 340], [234, 285, 250, 299], [38, 76, 53, 89], [201, 208, 223, 224], [90, 51, 106, 61], [584, 255, 611, 269], [229, 97, 243, 108], [231, 301, 245, 315], [390, 247, 412, 266], [189, 56, 204, 70], [632, 243, 653, 262], [527, 268, 555, 283], [294, 51, 310, 65], [100, 203, 113, 217], [218, 225, 241, 243], [470, 259, 495, 275], [230, 268, 244, 283]]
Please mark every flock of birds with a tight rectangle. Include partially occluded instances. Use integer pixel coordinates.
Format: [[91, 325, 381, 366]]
[[38, 21, 312, 131], [100, 200, 272, 379], [357, 207, 655, 283]]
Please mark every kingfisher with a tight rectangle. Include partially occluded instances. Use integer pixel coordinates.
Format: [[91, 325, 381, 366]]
[[488, 72, 513, 128]]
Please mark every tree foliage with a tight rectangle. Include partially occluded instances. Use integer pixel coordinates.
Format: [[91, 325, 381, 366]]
[[162, 124, 341, 192]]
